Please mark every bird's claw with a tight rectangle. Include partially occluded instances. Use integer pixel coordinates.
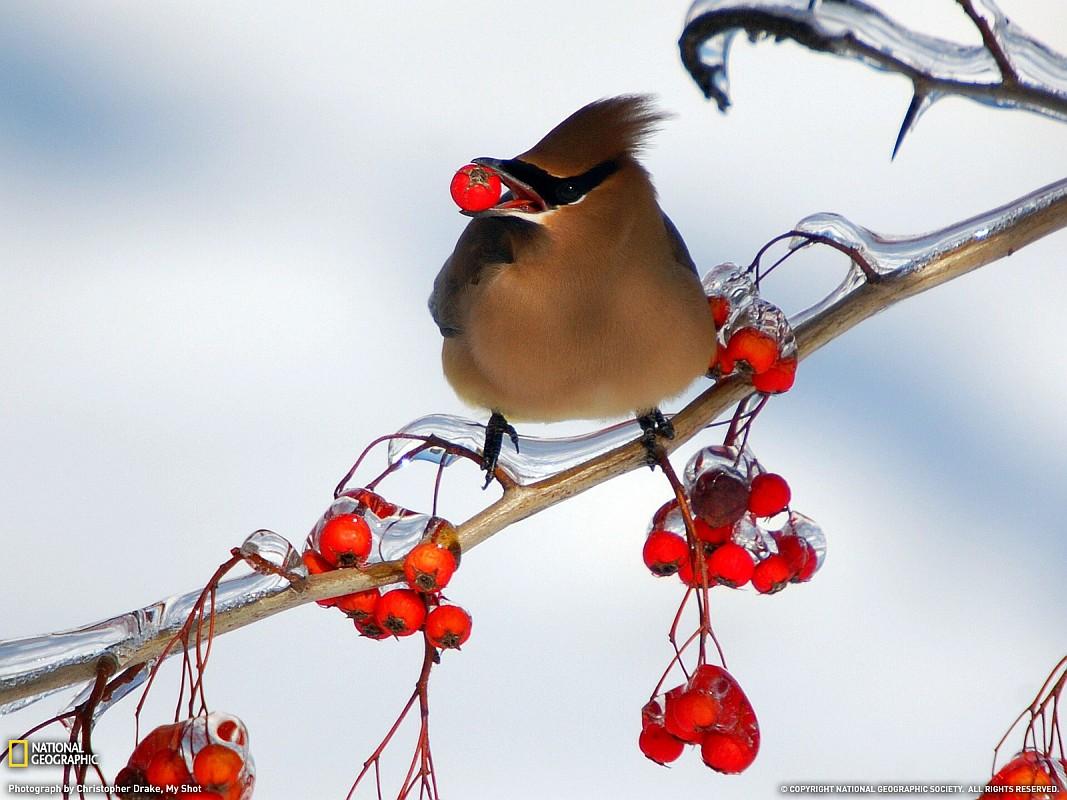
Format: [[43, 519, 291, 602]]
[[481, 411, 519, 489], [637, 408, 674, 469]]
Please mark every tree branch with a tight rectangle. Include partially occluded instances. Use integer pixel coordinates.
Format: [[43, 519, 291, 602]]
[[3, 175, 1066, 711]]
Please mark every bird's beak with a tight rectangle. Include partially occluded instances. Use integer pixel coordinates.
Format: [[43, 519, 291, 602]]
[[462, 157, 549, 218]]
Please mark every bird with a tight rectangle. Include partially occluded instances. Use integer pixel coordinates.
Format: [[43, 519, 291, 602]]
[[429, 95, 717, 483]]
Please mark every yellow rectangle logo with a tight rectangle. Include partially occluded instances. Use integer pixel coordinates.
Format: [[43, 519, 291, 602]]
[[7, 739, 29, 768]]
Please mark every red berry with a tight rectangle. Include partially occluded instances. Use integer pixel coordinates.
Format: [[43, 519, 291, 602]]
[[707, 542, 754, 587], [701, 730, 758, 773], [774, 533, 816, 582], [638, 724, 685, 765], [689, 468, 750, 528], [215, 719, 246, 746], [114, 766, 148, 800], [129, 723, 184, 770], [642, 530, 688, 577], [752, 356, 796, 393], [354, 617, 390, 640], [725, 328, 779, 374], [662, 686, 701, 743], [403, 542, 457, 593], [145, 748, 191, 789], [425, 604, 472, 649], [751, 554, 792, 594], [748, 473, 791, 517], [193, 743, 243, 789], [708, 295, 731, 328], [677, 555, 716, 588], [981, 751, 1062, 797], [450, 164, 502, 212], [318, 515, 373, 567], [693, 518, 733, 548], [666, 689, 719, 742], [375, 588, 427, 637], [335, 588, 381, 620]]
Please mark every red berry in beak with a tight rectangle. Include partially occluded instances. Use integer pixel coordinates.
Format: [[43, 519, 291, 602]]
[[450, 164, 502, 212]]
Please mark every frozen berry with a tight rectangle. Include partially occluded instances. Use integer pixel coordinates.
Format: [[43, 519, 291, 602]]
[[642, 530, 688, 577], [129, 723, 184, 770], [638, 724, 685, 765], [666, 689, 719, 741], [748, 473, 791, 517], [145, 748, 191, 789], [403, 542, 457, 593], [318, 514, 373, 567], [425, 604, 472, 649], [708, 295, 731, 328], [302, 550, 341, 608], [774, 533, 816, 582], [751, 554, 792, 594], [707, 542, 754, 588], [690, 468, 750, 528], [725, 328, 779, 374], [375, 588, 427, 637], [193, 744, 243, 789], [694, 518, 733, 548], [450, 164, 502, 212], [701, 730, 758, 773], [752, 357, 796, 393]]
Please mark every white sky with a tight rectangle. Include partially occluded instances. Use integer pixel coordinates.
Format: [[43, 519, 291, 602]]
[[2, 2, 1066, 798]]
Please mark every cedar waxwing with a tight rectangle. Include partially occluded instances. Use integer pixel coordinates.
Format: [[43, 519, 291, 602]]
[[429, 95, 716, 479]]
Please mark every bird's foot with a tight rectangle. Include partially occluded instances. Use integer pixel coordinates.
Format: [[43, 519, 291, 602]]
[[637, 408, 674, 469], [481, 411, 519, 489]]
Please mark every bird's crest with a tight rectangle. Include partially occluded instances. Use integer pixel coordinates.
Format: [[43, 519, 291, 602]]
[[519, 95, 667, 175]]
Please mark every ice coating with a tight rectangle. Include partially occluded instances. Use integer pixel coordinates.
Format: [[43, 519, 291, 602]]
[[0, 531, 299, 714], [731, 297, 797, 361], [680, 0, 1067, 124], [779, 510, 827, 571], [387, 413, 659, 485], [240, 528, 305, 575], [311, 487, 445, 564], [684, 444, 756, 487], [787, 175, 1067, 327]]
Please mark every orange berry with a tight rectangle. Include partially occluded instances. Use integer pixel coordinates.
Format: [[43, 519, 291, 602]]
[[318, 514, 373, 567], [403, 542, 457, 593], [638, 723, 685, 765], [642, 530, 688, 577], [725, 328, 779, 374], [193, 744, 243, 789], [707, 542, 754, 588], [375, 588, 427, 637], [354, 617, 390, 640], [748, 473, 791, 517], [751, 554, 792, 594], [215, 719, 246, 747], [335, 588, 381, 620], [425, 604, 472, 649], [145, 748, 191, 789]]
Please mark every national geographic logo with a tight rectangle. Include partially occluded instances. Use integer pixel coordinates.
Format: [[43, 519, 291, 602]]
[[6, 740, 99, 768]]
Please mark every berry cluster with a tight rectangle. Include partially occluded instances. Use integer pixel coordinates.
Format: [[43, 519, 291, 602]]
[[643, 445, 825, 595], [979, 750, 1067, 797], [704, 262, 797, 394], [114, 712, 253, 800], [301, 487, 473, 648], [640, 664, 760, 774]]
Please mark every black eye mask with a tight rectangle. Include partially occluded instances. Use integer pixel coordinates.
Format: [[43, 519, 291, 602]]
[[496, 157, 619, 207]]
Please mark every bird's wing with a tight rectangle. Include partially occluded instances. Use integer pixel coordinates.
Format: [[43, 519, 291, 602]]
[[661, 212, 698, 276], [428, 217, 542, 337]]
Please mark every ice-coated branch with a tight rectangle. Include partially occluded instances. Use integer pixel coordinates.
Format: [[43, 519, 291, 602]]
[[3, 175, 1066, 712], [678, 0, 1067, 154]]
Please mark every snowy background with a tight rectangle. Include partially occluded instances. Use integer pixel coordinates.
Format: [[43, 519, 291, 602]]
[[2, 2, 1066, 798]]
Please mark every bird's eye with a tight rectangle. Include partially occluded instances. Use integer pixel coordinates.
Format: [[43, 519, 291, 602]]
[[556, 182, 581, 204]]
